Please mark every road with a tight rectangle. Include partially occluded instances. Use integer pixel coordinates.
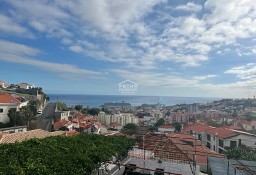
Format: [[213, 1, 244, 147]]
[[37, 103, 56, 131]]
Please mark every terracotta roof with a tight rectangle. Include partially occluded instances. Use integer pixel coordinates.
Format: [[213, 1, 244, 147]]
[[0, 93, 21, 104], [54, 119, 69, 129], [80, 123, 92, 129], [110, 122, 121, 127], [249, 121, 256, 126], [64, 130, 79, 136], [206, 127, 239, 139], [225, 125, 245, 131], [0, 129, 64, 144], [133, 133, 224, 164], [94, 122, 101, 127], [166, 133, 224, 164], [183, 124, 215, 133], [72, 118, 79, 123], [158, 125, 175, 129]]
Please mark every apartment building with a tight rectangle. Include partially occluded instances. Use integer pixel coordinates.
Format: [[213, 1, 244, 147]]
[[97, 111, 138, 128]]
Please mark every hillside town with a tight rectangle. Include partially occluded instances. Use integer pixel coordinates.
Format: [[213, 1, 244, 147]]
[[0, 80, 256, 175]]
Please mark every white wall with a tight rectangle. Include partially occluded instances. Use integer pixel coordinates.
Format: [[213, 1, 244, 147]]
[[0, 104, 17, 124], [158, 127, 175, 133]]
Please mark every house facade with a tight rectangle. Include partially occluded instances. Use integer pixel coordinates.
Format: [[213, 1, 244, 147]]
[[158, 125, 175, 133], [16, 83, 35, 89], [0, 80, 9, 88], [206, 128, 256, 153], [242, 121, 256, 131], [0, 93, 22, 123], [184, 124, 256, 153]]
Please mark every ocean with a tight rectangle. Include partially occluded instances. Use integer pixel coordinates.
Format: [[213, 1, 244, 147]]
[[48, 94, 221, 107]]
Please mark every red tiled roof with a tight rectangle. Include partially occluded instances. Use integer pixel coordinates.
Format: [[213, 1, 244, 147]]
[[166, 133, 224, 164], [0, 129, 64, 144], [158, 125, 175, 129], [72, 118, 79, 123], [249, 121, 256, 126], [206, 127, 238, 139], [110, 122, 121, 127], [54, 119, 69, 129], [94, 122, 101, 127], [80, 123, 92, 129], [183, 124, 215, 133], [133, 133, 224, 164], [225, 125, 245, 131], [0, 93, 21, 104]]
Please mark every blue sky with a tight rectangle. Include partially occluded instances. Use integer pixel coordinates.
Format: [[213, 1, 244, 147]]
[[1, 0, 256, 98]]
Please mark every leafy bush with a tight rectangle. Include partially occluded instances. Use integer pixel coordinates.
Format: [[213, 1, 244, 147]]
[[0, 134, 135, 175]]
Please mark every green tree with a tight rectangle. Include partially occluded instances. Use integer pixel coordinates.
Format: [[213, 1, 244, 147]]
[[57, 102, 68, 111], [148, 125, 157, 132], [224, 147, 256, 161], [74, 105, 83, 111], [0, 134, 135, 175], [245, 112, 256, 121], [172, 122, 182, 132], [155, 118, 165, 127], [19, 106, 34, 129], [9, 84, 16, 88], [121, 123, 139, 135], [8, 108, 21, 126], [88, 108, 100, 116]]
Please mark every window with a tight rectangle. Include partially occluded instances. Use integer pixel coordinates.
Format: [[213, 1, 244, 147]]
[[239, 139, 241, 146], [190, 130, 193, 135], [0, 108, 3, 113], [207, 142, 211, 149], [207, 134, 211, 141], [219, 139, 223, 147], [230, 141, 237, 148], [213, 145, 216, 151], [198, 134, 202, 141], [219, 148, 223, 154]]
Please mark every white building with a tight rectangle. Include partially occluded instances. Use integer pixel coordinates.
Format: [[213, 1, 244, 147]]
[[242, 121, 256, 131], [184, 124, 256, 153], [0, 80, 9, 88], [17, 83, 35, 89], [150, 109, 163, 119], [158, 125, 175, 133], [206, 127, 256, 153], [143, 116, 157, 126], [97, 112, 138, 127], [0, 93, 23, 123]]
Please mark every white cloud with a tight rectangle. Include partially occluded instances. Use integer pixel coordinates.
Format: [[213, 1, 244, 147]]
[[174, 2, 202, 12], [69, 45, 84, 53], [225, 63, 256, 80], [0, 14, 27, 35], [0, 40, 101, 76], [204, 0, 256, 24], [193, 74, 216, 81]]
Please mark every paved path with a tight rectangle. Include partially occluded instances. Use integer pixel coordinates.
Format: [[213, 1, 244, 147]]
[[37, 103, 56, 131]]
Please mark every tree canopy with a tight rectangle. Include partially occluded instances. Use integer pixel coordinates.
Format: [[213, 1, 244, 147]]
[[172, 122, 182, 132], [223, 147, 256, 161], [121, 123, 139, 135], [88, 108, 100, 116], [0, 134, 135, 175], [154, 118, 165, 127], [74, 105, 83, 111]]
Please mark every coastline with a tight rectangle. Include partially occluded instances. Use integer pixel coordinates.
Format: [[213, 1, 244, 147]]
[[48, 94, 222, 107]]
